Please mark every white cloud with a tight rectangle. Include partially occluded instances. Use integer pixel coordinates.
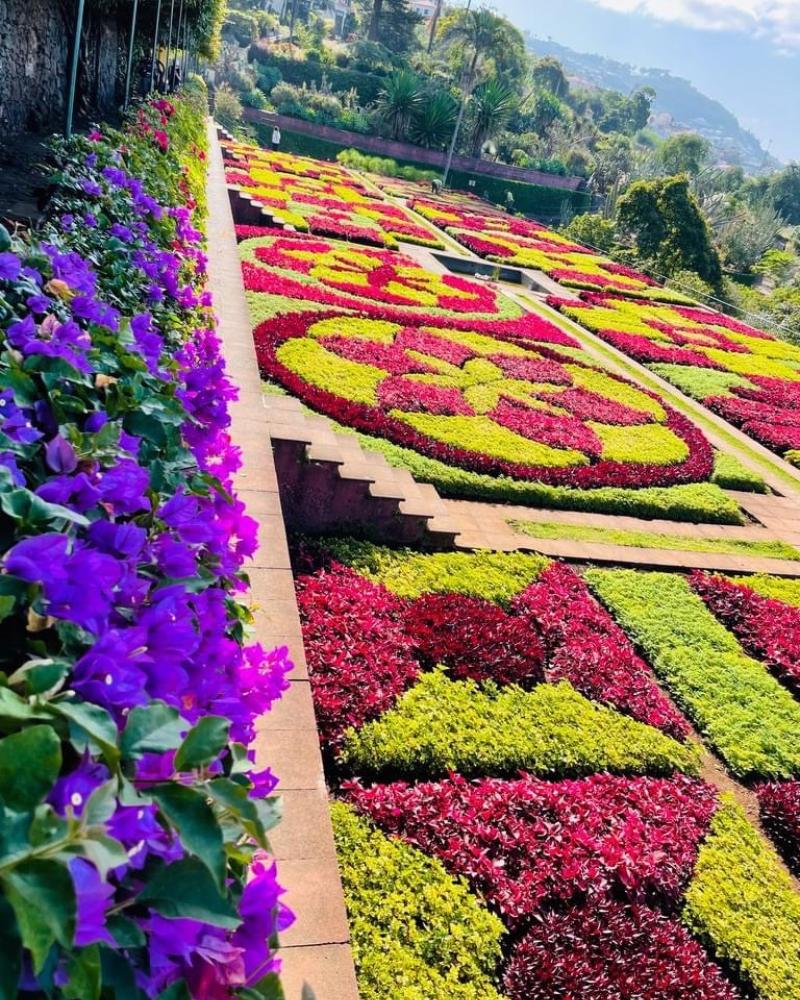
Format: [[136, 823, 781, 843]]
[[586, 0, 800, 48]]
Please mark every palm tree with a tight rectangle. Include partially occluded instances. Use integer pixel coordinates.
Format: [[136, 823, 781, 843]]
[[467, 79, 516, 157], [409, 90, 458, 149], [375, 70, 423, 140], [441, 8, 521, 90], [368, 0, 384, 41]]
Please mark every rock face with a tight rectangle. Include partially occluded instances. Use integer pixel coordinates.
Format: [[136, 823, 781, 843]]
[[0, 0, 121, 136]]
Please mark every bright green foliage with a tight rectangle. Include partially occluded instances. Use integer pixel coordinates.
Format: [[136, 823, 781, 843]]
[[649, 364, 754, 400], [711, 451, 769, 494], [589, 422, 689, 465], [322, 538, 550, 602], [326, 421, 746, 523], [683, 797, 800, 1000], [508, 518, 798, 560], [340, 670, 701, 778], [731, 574, 800, 607], [587, 570, 800, 778], [331, 802, 505, 1000]]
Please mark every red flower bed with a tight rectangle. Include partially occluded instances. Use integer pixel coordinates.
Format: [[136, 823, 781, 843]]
[[514, 563, 691, 739], [504, 901, 740, 1000], [377, 377, 474, 415], [689, 572, 800, 694], [599, 329, 725, 369], [703, 394, 800, 428], [295, 561, 419, 750], [403, 592, 545, 686], [345, 772, 718, 928], [491, 397, 604, 458], [756, 781, 800, 873]]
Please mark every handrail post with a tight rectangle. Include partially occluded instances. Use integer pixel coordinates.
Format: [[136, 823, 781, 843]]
[[151, 0, 163, 92], [65, 0, 86, 138], [124, 0, 140, 108]]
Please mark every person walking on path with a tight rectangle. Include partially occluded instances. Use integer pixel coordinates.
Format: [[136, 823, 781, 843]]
[[271, 125, 282, 152]]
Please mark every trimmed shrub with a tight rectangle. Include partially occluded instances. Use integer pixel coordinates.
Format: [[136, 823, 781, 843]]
[[340, 670, 701, 778], [683, 797, 800, 1000], [711, 451, 769, 493], [731, 574, 800, 607], [330, 802, 505, 1000], [505, 901, 740, 1000], [345, 773, 718, 928], [587, 569, 800, 779], [515, 563, 690, 739], [295, 561, 419, 750], [757, 781, 800, 874], [403, 592, 545, 686]]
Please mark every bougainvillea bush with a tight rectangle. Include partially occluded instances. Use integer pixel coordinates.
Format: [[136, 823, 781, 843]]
[[222, 140, 444, 249], [0, 87, 293, 997], [551, 291, 800, 461], [408, 196, 690, 302], [293, 540, 800, 999]]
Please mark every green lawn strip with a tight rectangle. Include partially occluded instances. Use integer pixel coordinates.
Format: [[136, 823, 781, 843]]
[[711, 451, 769, 494], [523, 293, 800, 495], [331, 802, 505, 1000], [340, 669, 701, 779], [321, 537, 550, 603], [683, 797, 800, 1000], [509, 518, 800, 561], [730, 574, 800, 607], [586, 569, 800, 779]]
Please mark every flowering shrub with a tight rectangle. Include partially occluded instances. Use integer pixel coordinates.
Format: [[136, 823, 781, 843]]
[[690, 572, 800, 693], [403, 592, 545, 686], [345, 773, 717, 927], [330, 803, 505, 1000], [587, 569, 800, 778], [224, 140, 445, 248], [504, 901, 740, 1000], [515, 563, 690, 739], [0, 88, 293, 997], [294, 559, 419, 750], [756, 781, 800, 873]]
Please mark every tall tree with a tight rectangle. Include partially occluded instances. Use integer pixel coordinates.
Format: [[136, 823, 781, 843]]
[[375, 69, 423, 139], [440, 8, 524, 89], [617, 175, 723, 290], [659, 133, 712, 176], [467, 79, 516, 156], [427, 0, 443, 54], [368, 0, 384, 41], [531, 57, 569, 100]]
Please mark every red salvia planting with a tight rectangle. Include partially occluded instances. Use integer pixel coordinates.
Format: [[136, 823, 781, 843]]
[[345, 773, 718, 928], [503, 901, 740, 1000], [514, 563, 691, 739], [403, 592, 545, 686]]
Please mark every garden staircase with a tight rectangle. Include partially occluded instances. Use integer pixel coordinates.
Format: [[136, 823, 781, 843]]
[[264, 393, 462, 548]]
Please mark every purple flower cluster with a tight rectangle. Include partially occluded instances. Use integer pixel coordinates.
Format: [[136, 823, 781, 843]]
[[0, 89, 292, 998]]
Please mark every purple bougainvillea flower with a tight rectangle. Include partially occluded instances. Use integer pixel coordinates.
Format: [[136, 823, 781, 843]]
[[97, 459, 150, 515], [71, 627, 150, 710], [70, 858, 115, 946], [36, 472, 101, 512], [45, 435, 78, 474], [0, 391, 43, 444], [232, 855, 293, 984], [0, 452, 25, 486], [152, 535, 197, 579], [0, 251, 21, 281], [49, 757, 109, 817], [88, 520, 147, 559]]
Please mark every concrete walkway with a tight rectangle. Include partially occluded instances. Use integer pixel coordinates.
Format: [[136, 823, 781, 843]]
[[206, 121, 359, 1000]]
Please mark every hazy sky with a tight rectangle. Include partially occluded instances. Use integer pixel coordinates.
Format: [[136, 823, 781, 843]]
[[490, 0, 799, 162]]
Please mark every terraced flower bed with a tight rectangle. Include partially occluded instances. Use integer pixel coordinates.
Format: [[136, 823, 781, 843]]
[[549, 291, 800, 463], [408, 196, 690, 302], [222, 140, 445, 248], [238, 226, 745, 521], [291, 538, 800, 1000]]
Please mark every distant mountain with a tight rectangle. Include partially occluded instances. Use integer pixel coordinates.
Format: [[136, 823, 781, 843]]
[[526, 36, 780, 174]]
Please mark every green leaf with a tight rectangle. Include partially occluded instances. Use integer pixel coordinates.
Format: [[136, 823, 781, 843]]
[[48, 700, 119, 765], [155, 982, 192, 1000], [0, 225, 11, 252], [7, 658, 70, 696], [174, 716, 230, 772], [0, 489, 89, 527], [63, 943, 100, 1000], [0, 725, 61, 810], [241, 974, 287, 1000], [0, 897, 22, 1000], [150, 784, 225, 890], [1, 859, 76, 973], [0, 596, 15, 626], [78, 832, 129, 881], [83, 779, 119, 826], [0, 687, 49, 727], [99, 947, 142, 1000], [107, 914, 146, 950], [206, 778, 279, 848], [120, 702, 186, 759], [139, 858, 240, 929]]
